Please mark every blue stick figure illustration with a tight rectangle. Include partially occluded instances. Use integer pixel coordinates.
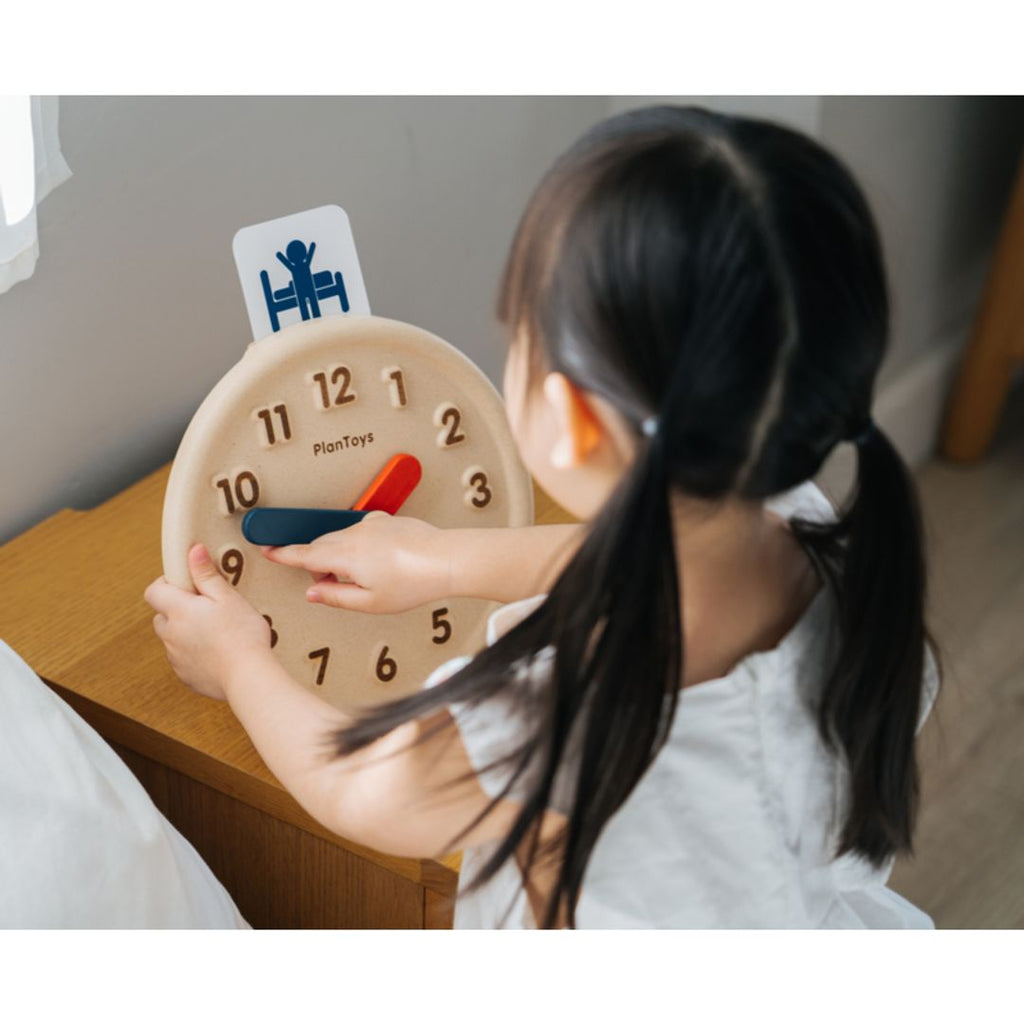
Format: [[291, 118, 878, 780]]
[[277, 239, 320, 320], [259, 238, 350, 333]]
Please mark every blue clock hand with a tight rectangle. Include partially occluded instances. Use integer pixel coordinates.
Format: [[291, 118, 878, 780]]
[[241, 508, 367, 546]]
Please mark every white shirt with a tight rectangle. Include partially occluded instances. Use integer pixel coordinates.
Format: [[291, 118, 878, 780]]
[[429, 481, 938, 929]]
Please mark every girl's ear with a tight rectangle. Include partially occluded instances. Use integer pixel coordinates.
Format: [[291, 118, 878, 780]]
[[543, 372, 604, 468]]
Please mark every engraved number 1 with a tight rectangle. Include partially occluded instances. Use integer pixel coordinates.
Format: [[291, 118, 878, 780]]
[[383, 366, 407, 408]]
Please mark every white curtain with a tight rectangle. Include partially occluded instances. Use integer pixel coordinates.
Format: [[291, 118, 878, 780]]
[[0, 96, 71, 295]]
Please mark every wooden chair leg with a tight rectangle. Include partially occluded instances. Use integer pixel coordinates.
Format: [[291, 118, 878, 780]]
[[942, 152, 1024, 464]]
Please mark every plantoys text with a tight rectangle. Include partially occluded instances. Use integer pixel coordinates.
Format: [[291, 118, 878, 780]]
[[313, 433, 375, 457]]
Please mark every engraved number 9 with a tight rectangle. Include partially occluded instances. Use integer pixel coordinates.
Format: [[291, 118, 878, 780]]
[[220, 548, 244, 586]]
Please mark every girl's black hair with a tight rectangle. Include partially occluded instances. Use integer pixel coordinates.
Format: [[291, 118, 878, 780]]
[[333, 106, 934, 925]]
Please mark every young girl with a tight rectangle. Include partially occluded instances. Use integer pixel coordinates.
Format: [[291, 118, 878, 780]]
[[145, 104, 939, 928]]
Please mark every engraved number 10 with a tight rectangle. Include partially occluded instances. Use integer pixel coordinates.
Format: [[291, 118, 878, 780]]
[[215, 471, 260, 514]]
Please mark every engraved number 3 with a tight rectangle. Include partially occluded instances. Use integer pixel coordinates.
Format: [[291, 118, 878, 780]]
[[462, 467, 492, 508]]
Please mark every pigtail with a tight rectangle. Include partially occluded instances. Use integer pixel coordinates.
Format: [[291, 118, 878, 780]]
[[791, 422, 928, 865], [512, 427, 682, 926], [332, 427, 683, 928]]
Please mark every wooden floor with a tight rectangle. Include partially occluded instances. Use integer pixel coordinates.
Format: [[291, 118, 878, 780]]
[[888, 389, 1024, 928]]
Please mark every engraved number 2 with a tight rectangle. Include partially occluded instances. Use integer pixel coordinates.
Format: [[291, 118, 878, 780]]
[[434, 403, 466, 448]]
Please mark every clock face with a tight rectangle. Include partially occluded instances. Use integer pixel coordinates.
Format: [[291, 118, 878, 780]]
[[162, 315, 534, 708]]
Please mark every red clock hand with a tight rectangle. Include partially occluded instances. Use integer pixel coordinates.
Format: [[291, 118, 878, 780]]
[[352, 453, 422, 514]]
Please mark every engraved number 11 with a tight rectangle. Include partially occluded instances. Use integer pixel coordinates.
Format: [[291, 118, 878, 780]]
[[256, 404, 292, 446]]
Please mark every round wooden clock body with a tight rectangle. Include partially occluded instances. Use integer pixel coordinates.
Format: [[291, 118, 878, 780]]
[[161, 315, 534, 708]]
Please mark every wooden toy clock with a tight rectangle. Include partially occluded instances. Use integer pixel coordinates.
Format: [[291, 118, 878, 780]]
[[162, 314, 534, 708]]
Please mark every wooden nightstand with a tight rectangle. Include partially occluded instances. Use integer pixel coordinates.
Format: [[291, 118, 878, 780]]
[[0, 463, 573, 928]]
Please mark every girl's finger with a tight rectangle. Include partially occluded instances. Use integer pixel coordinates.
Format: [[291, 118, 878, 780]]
[[188, 544, 234, 599], [306, 580, 377, 612], [152, 613, 168, 636], [144, 576, 190, 614], [262, 543, 351, 577], [261, 543, 314, 566]]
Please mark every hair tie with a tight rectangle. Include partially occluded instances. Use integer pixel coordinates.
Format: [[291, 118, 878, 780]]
[[641, 416, 659, 438], [848, 417, 877, 447]]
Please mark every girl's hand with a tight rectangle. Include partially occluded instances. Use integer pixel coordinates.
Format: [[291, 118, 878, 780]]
[[144, 543, 274, 701], [260, 513, 452, 614]]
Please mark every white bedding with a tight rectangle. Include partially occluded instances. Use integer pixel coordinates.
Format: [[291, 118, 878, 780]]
[[0, 640, 248, 928]]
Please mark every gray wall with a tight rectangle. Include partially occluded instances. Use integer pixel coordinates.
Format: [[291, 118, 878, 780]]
[[820, 96, 1024, 386], [0, 97, 607, 543], [610, 96, 1024, 386], [2, 96, 1023, 543]]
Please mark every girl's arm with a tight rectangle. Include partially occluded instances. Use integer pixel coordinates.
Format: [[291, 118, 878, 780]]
[[222, 647, 522, 856], [261, 517, 585, 613], [144, 546, 562, 857], [450, 525, 583, 603]]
